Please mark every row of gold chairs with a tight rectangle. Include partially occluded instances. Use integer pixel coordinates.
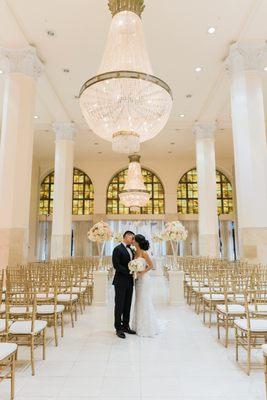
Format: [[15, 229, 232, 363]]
[[179, 257, 267, 376], [0, 256, 112, 399]]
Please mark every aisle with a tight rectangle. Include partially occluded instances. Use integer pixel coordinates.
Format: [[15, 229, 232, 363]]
[[1, 280, 265, 399]]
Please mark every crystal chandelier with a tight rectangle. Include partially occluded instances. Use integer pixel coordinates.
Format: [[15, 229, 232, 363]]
[[119, 154, 150, 210], [79, 0, 172, 154]]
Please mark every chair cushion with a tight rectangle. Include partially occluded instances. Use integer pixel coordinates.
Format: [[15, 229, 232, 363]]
[[37, 305, 65, 314], [0, 343, 17, 361], [262, 344, 267, 356], [216, 304, 245, 314], [235, 318, 267, 332], [203, 294, 225, 301], [36, 293, 54, 300], [9, 320, 47, 335], [57, 294, 78, 302], [0, 319, 8, 332], [72, 287, 86, 294], [249, 304, 267, 314], [9, 306, 33, 314]]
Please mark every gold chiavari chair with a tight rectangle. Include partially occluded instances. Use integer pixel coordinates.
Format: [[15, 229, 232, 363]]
[[5, 278, 47, 376], [234, 290, 267, 375], [0, 343, 17, 400], [57, 266, 78, 328]]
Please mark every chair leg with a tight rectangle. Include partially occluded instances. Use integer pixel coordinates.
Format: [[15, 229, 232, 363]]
[[208, 302, 212, 328], [43, 328, 46, 360], [216, 312, 220, 340], [54, 314, 58, 346], [61, 312, 64, 337], [11, 354, 15, 400], [31, 337, 35, 376], [74, 302, 78, 321], [235, 328, 239, 362], [70, 304, 74, 328], [247, 336, 251, 376], [225, 317, 229, 348]]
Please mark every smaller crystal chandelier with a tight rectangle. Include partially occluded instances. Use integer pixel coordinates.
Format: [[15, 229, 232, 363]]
[[119, 154, 150, 210]]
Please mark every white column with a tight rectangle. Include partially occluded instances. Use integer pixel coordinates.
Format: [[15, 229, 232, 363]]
[[92, 271, 109, 306], [168, 270, 185, 306], [227, 43, 267, 263], [194, 123, 219, 257], [51, 122, 76, 259], [0, 47, 42, 268]]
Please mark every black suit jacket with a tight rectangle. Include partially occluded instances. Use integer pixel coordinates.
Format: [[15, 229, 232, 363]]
[[112, 243, 134, 286]]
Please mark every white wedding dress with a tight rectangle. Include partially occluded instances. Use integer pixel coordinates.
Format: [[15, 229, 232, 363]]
[[132, 257, 163, 337]]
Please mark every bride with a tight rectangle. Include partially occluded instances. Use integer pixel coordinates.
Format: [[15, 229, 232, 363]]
[[132, 234, 163, 337]]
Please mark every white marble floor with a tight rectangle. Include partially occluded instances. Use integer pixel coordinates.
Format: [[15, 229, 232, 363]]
[[0, 277, 265, 400]]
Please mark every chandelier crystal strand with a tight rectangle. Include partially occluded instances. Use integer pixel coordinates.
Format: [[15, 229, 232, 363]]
[[79, 0, 172, 154], [119, 154, 150, 210]]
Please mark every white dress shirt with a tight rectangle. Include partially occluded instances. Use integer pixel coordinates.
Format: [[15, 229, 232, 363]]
[[122, 242, 133, 260]]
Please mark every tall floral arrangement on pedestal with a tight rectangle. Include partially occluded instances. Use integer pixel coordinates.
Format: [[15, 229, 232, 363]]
[[113, 232, 124, 243], [161, 221, 188, 269], [87, 221, 113, 270]]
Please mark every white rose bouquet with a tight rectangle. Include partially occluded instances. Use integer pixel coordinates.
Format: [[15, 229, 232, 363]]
[[163, 221, 188, 242], [128, 258, 146, 280], [113, 232, 124, 243], [87, 221, 112, 242]]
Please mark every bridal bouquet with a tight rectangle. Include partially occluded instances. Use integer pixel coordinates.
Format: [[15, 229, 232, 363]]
[[128, 258, 146, 280], [87, 221, 112, 242]]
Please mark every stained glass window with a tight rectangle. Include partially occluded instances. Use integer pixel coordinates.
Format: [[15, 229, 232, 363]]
[[177, 168, 233, 215], [39, 168, 94, 215], [107, 168, 165, 215]]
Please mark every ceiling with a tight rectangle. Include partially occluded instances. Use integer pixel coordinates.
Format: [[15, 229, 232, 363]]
[[0, 0, 267, 163]]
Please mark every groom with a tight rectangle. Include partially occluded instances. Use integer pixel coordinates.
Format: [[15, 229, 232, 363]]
[[112, 231, 136, 339]]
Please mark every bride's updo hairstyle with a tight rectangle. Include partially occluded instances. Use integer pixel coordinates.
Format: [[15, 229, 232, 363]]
[[135, 234, 150, 251]]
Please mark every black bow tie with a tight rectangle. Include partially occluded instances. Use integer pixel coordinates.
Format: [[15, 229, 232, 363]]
[[126, 245, 131, 248]]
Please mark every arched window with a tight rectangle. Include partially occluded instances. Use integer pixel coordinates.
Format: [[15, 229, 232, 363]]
[[177, 168, 233, 215], [107, 168, 165, 215], [39, 168, 94, 215]]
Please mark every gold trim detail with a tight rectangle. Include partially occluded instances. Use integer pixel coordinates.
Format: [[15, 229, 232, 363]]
[[112, 131, 140, 139], [120, 189, 150, 194], [79, 70, 173, 99], [129, 154, 141, 163], [108, 0, 145, 17]]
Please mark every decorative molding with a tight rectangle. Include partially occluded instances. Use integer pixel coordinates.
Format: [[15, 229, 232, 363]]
[[108, 0, 145, 17], [226, 43, 267, 74], [193, 122, 217, 140], [52, 122, 76, 141], [0, 46, 43, 79]]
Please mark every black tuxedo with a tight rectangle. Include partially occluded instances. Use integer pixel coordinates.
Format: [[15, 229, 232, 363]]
[[112, 243, 134, 331]]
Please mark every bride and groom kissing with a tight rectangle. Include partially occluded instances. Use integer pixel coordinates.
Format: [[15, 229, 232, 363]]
[[112, 231, 162, 339]]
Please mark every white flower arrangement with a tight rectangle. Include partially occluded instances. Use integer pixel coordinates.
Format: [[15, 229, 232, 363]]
[[162, 220, 188, 242], [87, 221, 113, 243], [113, 232, 124, 243], [152, 233, 163, 243], [128, 258, 146, 279]]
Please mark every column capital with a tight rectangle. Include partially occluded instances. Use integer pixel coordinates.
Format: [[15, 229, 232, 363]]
[[226, 42, 267, 74], [52, 122, 76, 141], [193, 122, 217, 140], [0, 46, 43, 79]]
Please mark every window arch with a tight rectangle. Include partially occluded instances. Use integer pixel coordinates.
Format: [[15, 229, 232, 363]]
[[39, 168, 94, 215], [107, 168, 165, 215], [177, 168, 233, 215]]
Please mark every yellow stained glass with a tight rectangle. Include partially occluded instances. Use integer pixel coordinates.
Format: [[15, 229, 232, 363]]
[[39, 168, 94, 215], [177, 168, 233, 215], [107, 168, 165, 215]]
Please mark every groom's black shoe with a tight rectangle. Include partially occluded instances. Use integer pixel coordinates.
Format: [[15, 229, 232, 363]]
[[116, 330, 126, 339], [123, 327, 136, 335]]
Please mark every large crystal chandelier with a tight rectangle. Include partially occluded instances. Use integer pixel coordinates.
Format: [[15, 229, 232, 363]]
[[79, 0, 172, 154], [119, 154, 150, 210]]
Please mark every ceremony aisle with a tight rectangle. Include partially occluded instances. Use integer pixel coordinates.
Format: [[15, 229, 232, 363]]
[[0, 279, 264, 400]]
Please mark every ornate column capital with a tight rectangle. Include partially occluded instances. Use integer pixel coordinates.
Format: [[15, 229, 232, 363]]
[[226, 42, 267, 74], [0, 46, 43, 79], [193, 122, 217, 140], [52, 122, 76, 141]]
